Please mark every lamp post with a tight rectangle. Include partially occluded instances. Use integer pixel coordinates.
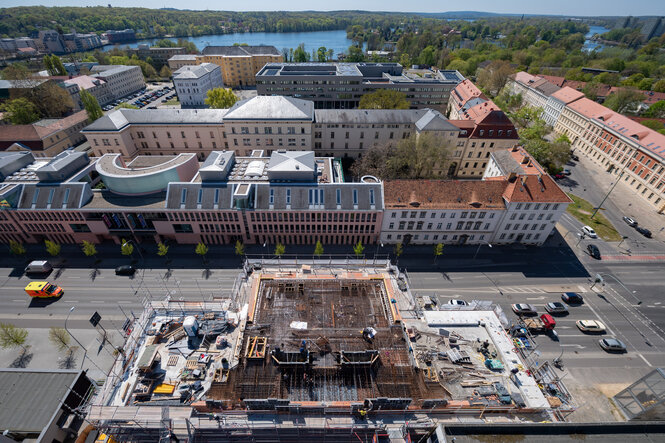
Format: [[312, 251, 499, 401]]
[[123, 239, 144, 263], [618, 236, 629, 249], [64, 307, 105, 374], [473, 242, 492, 260]]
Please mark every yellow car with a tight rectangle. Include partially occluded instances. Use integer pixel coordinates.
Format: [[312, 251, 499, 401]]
[[24, 281, 63, 298]]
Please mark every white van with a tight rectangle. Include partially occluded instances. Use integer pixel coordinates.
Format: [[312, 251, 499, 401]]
[[24, 260, 53, 274]]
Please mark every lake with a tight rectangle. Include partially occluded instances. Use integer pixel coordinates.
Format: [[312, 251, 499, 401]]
[[583, 25, 611, 52], [103, 30, 355, 56]]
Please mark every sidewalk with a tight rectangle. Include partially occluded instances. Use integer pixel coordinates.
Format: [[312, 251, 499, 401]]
[[575, 154, 665, 242]]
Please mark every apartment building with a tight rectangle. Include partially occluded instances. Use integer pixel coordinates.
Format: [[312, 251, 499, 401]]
[[0, 37, 38, 54], [173, 63, 224, 108], [0, 150, 382, 246], [90, 65, 145, 100], [554, 97, 665, 212], [0, 111, 89, 157], [37, 30, 66, 54], [447, 79, 487, 120], [197, 46, 282, 87], [63, 33, 103, 52], [104, 29, 136, 44], [380, 146, 571, 246], [256, 62, 464, 111], [543, 87, 585, 127], [133, 45, 186, 67]]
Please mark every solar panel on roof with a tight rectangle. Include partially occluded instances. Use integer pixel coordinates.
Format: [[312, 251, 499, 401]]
[[264, 69, 279, 76]]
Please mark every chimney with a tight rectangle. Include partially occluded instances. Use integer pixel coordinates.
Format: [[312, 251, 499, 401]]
[[508, 172, 517, 182], [409, 191, 420, 207]]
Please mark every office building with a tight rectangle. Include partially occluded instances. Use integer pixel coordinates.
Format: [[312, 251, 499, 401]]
[[105, 29, 136, 44], [198, 45, 282, 87], [64, 75, 114, 109], [256, 62, 464, 111], [90, 65, 145, 100], [168, 54, 198, 71], [63, 32, 103, 52], [173, 63, 224, 108]]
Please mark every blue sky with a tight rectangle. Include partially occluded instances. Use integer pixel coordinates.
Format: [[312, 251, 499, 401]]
[[2, 1, 662, 16]]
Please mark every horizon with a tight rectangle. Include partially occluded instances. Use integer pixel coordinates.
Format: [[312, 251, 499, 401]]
[[0, 1, 663, 18]]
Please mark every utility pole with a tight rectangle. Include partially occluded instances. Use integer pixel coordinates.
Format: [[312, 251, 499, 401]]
[[591, 171, 623, 219]]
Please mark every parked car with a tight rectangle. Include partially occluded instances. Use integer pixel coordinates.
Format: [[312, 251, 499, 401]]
[[562, 169, 572, 175], [576, 320, 606, 333], [635, 226, 652, 238], [599, 337, 627, 353], [622, 216, 638, 227], [587, 244, 601, 259], [571, 154, 580, 161], [448, 299, 468, 306], [581, 225, 598, 238], [511, 303, 537, 316], [561, 292, 584, 304], [25, 260, 53, 274], [115, 265, 136, 276], [554, 173, 565, 179], [545, 302, 568, 315]]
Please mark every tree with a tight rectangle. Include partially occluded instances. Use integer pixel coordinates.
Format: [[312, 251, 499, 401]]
[[205, 88, 238, 109], [393, 242, 403, 264], [48, 327, 71, 352], [347, 45, 365, 62], [0, 98, 40, 125], [157, 242, 169, 257], [643, 101, 665, 119], [604, 88, 644, 114], [476, 60, 515, 96], [195, 242, 208, 261], [50, 55, 67, 76], [353, 241, 365, 258], [29, 82, 73, 118], [293, 43, 309, 62], [1, 63, 30, 81], [80, 89, 103, 121], [316, 46, 328, 62], [314, 240, 324, 257], [234, 240, 245, 257], [45, 240, 61, 257], [81, 241, 97, 257], [653, 80, 665, 93], [274, 242, 285, 257], [640, 119, 665, 132], [159, 65, 172, 78], [359, 89, 409, 110], [433, 243, 444, 263], [0, 323, 28, 353], [43, 55, 55, 76], [8, 240, 26, 256], [120, 239, 134, 256]]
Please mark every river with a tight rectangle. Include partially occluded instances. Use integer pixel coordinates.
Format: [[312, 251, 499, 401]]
[[103, 29, 355, 56], [583, 25, 611, 52]]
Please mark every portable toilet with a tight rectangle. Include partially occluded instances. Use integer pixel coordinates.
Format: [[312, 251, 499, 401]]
[[183, 316, 199, 337]]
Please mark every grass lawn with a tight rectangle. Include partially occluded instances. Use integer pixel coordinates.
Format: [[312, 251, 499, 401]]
[[566, 193, 622, 242], [163, 97, 180, 106]]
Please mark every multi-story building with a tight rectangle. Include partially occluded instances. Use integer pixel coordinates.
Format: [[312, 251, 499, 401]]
[[0, 150, 382, 246], [90, 65, 145, 100], [37, 30, 66, 54], [133, 44, 186, 67], [447, 79, 488, 120], [63, 33, 103, 52], [543, 87, 585, 127], [104, 29, 136, 44], [380, 146, 571, 246], [0, 37, 38, 54], [256, 62, 464, 111], [168, 55, 197, 71], [64, 75, 114, 109], [198, 46, 282, 87], [554, 97, 665, 212], [0, 111, 89, 157], [173, 63, 224, 108]]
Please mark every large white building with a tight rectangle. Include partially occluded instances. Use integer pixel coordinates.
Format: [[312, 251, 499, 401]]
[[90, 65, 145, 100], [173, 63, 224, 108]]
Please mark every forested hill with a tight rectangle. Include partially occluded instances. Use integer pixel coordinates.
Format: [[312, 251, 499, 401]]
[[0, 7, 423, 38]]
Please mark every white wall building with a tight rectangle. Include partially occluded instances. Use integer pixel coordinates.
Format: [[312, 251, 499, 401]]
[[173, 63, 224, 108], [91, 65, 145, 100]]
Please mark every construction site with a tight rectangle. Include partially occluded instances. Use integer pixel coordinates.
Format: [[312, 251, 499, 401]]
[[87, 259, 574, 442]]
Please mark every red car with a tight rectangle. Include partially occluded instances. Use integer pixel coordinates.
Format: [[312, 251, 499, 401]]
[[554, 173, 565, 179]]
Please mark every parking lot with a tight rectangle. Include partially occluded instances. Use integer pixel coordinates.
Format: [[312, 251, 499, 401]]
[[102, 82, 177, 112]]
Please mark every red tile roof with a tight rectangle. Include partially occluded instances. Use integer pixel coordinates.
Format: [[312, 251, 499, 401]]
[[502, 175, 572, 203], [383, 180, 507, 210], [566, 97, 609, 119], [0, 111, 88, 145], [550, 86, 585, 105]]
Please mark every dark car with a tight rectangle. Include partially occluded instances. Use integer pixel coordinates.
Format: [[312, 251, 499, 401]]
[[635, 226, 652, 238], [571, 154, 580, 161], [561, 292, 583, 304], [587, 244, 601, 259], [115, 265, 136, 276], [599, 337, 627, 353], [623, 216, 638, 227]]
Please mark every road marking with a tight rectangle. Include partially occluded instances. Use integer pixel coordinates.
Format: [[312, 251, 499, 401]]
[[527, 296, 546, 300], [638, 353, 653, 367], [117, 301, 134, 304], [90, 301, 105, 304], [561, 344, 585, 349], [11, 299, 24, 302], [63, 300, 79, 303]]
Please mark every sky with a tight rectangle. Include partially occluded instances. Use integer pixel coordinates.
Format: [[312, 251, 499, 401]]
[[2, 1, 663, 17]]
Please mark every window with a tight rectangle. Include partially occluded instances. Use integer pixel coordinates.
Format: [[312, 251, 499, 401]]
[[353, 189, 358, 206], [214, 189, 219, 206], [286, 189, 291, 205], [456, 221, 464, 230], [336, 189, 342, 206], [269, 189, 274, 205], [369, 189, 375, 205], [180, 188, 187, 205]]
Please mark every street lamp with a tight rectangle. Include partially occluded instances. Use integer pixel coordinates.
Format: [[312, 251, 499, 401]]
[[123, 239, 144, 263], [64, 307, 105, 374], [473, 242, 492, 260], [618, 236, 629, 249]]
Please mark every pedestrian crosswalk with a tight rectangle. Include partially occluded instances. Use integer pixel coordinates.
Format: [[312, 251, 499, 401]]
[[498, 286, 548, 294]]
